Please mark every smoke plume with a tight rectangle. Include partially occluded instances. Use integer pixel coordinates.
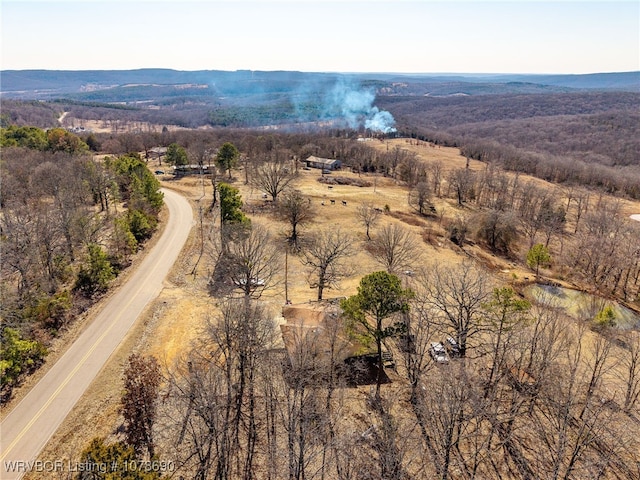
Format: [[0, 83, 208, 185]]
[[324, 80, 397, 133]]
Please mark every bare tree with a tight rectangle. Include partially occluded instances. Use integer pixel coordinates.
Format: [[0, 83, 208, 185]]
[[480, 287, 531, 399], [425, 260, 491, 357], [251, 155, 297, 201], [365, 397, 414, 480], [367, 223, 421, 275], [510, 294, 571, 409], [413, 363, 475, 480], [163, 354, 232, 479], [571, 188, 591, 233], [121, 353, 161, 458], [402, 282, 437, 391], [408, 181, 433, 216], [620, 331, 640, 413], [474, 209, 519, 254], [85, 157, 116, 214], [356, 201, 381, 241], [208, 298, 277, 479], [277, 189, 314, 248], [446, 214, 469, 247], [279, 315, 339, 480], [475, 165, 513, 211], [188, 139, 213, 169], [448, 168, 476, 206], [428, 160, 444, 198], [162, 297, 277, 480], [529, 326, 624, 479], [397, 153, 425, 185], [1, 201, 41, 302], [566, 198, 625, 295], [219, 223, 282, 299], [301, 229, 354, 301]]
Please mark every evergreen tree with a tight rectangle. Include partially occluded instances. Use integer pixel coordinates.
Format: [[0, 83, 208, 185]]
[[75, 243, 115, 296], [0, 328, 47, 397], [526, 243, 551, 278], [77, 437, 162, 479], [341, 271, 413, 397], [165, 142, 188, 166], [219, 183, 249, 226], [216, 142, 239, 178]]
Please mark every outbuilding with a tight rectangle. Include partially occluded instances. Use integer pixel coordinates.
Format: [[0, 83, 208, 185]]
[[305, 155, 341, 171]]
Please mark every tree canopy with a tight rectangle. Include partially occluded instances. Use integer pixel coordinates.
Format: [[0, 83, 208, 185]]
[[526, 243, 551, 278], [0, 328, 47, 400], [219, 183, 249, 226], [0, 125, 88, 154], [165, 142, 188, 166], [75, 243, 115, 296], [341, 271, 413, 396]]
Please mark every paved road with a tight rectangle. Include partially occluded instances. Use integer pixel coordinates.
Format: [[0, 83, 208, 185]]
[[0, 189, 192, 479]]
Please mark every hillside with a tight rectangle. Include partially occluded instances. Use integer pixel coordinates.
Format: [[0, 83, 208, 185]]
[[2, 69, 639, 98]]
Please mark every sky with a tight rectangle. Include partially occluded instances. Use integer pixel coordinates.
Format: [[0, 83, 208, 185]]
[[1, 0, 638, 74]]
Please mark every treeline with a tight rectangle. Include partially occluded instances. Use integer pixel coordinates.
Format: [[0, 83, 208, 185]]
[[1, 124, 90, 153], [450, 110, 640, 167], [0, 126, 163, 402], [404, 127, 640, 199], [380, 92, 640, 128]]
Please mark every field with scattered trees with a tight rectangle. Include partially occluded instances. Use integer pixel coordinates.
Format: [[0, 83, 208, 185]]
[[2, 70, 640, 479]]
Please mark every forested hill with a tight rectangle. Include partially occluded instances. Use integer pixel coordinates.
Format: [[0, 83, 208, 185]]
[[1, 69, 638, 99]]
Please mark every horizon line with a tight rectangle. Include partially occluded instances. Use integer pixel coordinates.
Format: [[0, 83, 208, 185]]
[[1, 68, 639, 76]]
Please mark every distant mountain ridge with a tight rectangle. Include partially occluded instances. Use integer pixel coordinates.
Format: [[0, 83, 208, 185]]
[[1, 69, 638, 98]]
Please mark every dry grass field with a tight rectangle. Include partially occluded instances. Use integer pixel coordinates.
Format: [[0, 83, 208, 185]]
[[25, 139, 640, 478]]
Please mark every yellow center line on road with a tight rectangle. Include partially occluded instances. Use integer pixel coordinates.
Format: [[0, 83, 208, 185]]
[[0, 285, 141, 462], [1, 189, 189, 466]]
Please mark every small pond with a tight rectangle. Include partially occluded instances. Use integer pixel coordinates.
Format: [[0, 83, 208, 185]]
[[525, 284, 640, 330]]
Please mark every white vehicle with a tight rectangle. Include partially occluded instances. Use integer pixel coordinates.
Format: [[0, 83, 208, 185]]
[[429, 342, 449, 364], [445, 336, 461, 357], [232, 277, 266, 288]]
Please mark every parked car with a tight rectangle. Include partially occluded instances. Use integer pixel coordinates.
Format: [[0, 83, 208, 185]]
[[445, 336, 461, 357], [429, 342, 449, 364], [154, 170, 165, 175], [232, 277, 266, 288]]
